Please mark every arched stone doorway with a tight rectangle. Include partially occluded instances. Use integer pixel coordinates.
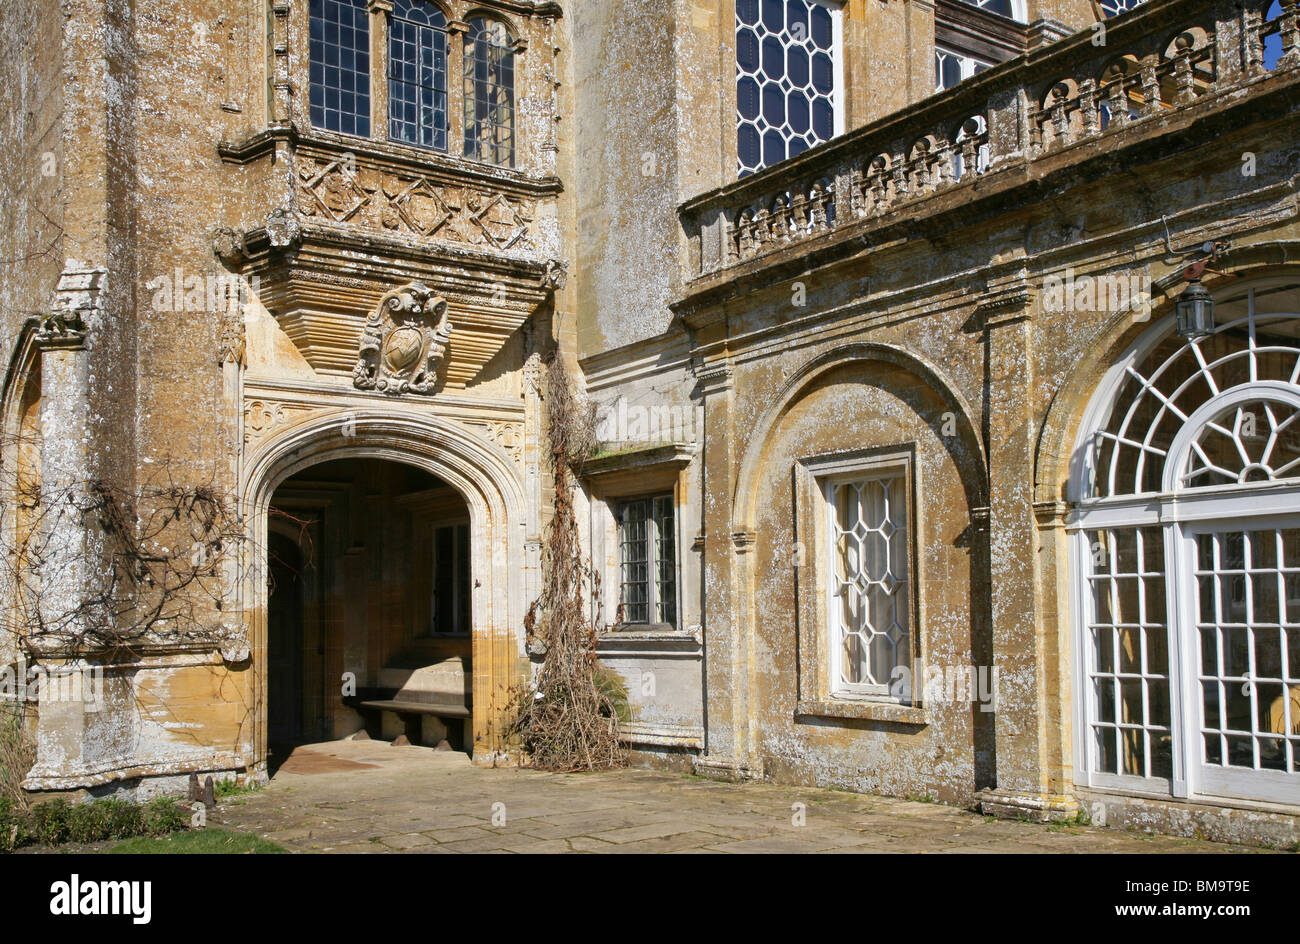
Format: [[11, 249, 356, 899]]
[[266, 458, 475, 760], [243, 410, 528, 774]]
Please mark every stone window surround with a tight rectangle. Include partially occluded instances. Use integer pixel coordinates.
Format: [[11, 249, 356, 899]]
[[299, 0, 529, 168], [582, 444, 694, 637], [792, 444, 929, 727]]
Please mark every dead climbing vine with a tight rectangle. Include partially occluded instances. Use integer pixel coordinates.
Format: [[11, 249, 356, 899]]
[[0, 434, 249, 663], [509, 355, 627, 771]]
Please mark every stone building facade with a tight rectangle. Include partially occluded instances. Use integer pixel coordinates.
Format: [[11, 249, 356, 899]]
[[3, 0, 1300, 845]]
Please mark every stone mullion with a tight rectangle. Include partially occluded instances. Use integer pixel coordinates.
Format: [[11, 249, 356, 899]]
[[448, 19, 469, 158], [369, 1, 392, 142]]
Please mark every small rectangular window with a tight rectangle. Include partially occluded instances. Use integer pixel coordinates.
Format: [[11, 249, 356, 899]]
[[825, 466, 911, 698], [934, 45, 992, 93], [429, 522, 470, 635], [618, 495, 677, 628], [309, 0, 372, 138]]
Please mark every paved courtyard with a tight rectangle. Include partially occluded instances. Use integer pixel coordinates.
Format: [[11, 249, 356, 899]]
[[212, 740, 1259, 854]]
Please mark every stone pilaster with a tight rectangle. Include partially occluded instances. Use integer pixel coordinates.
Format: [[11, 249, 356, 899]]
[[690, 353, 762, 781], [973, 282, 1078, 821]]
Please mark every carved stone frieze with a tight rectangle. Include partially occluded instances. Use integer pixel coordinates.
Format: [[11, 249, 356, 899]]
[[217, 312, 246, 367], [353, 282, 452, 396], [296, 156, 535, 251]]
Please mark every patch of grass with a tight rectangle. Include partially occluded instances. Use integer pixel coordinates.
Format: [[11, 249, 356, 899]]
[[214, 779, 260, 801], [104, 828, 286, 854], [1046, 809, 1092, 832], [2, 795, 189, 851], [904, 793, 937, 805]]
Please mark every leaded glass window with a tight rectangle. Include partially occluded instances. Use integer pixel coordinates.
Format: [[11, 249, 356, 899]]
[[735, 0, 841, 177], [463, 17, 515, 167], [1099, 0, 1144, 16], [389, 0, 449, 150], [827, 470, 910, 696], [952, 0, 1022, 19], [618, 495, 677, 627], [309, 0, 372, 137]]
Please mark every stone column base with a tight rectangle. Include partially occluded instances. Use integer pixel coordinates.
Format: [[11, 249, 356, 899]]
[[977, 787, 1081, 822], [691, 754, 764, 782]]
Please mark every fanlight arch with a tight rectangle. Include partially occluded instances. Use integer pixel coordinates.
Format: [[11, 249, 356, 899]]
[[1071, 276, 1300, 806], [1083, 279, 1300, 499]]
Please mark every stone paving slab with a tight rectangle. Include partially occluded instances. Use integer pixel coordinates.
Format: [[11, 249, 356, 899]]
[[211, 740, 1265, 854]]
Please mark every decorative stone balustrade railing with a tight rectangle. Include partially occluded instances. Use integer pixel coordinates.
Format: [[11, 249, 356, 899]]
[[682, 0, 1299, 276]]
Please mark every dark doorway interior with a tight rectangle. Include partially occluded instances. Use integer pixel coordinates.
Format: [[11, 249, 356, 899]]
[[267, 530, 307, 772], [266, 458, 473, 764]]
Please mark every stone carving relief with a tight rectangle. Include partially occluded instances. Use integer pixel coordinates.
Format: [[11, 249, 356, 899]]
[[39, 268, 108, 346], [464, 419, 525, 464], [353, 282, 452, 396], [243, 400, 318, 448], [217, 311, 246, 367], [297, 156, 535, 251]]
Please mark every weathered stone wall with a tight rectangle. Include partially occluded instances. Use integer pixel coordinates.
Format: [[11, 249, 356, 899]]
[[674, 0, 1300, 830], [0, 0, 65, 341]]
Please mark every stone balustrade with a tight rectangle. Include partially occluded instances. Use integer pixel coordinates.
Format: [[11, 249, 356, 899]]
[[682, 0, 1299, 276]]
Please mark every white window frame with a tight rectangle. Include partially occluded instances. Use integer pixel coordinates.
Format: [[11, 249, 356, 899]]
[[1070, 279, 1300, 806], [934, 44, 993, 93], [735, 0, 846, 176], [953, 0, 1028, 21], [811, 448, 916, 703]]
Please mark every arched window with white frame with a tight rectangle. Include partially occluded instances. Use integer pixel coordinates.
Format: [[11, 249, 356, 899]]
[[1071, 276, 1300, 806]]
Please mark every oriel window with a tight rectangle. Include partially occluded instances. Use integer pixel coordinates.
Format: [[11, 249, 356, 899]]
[[463, 17, 515, 167], [388, 0, 450, 150]]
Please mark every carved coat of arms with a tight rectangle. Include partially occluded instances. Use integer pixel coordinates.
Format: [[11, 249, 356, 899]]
[[353, 282, 452, 395]]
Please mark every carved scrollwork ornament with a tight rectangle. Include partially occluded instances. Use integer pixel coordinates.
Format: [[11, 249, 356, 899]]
[[353, 282, 452, 396]]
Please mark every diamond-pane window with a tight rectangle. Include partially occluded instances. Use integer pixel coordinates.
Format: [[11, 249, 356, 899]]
[[735, 0, 841, 176], [827, 471, 910, 695], [309, 0, 371, 138]]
